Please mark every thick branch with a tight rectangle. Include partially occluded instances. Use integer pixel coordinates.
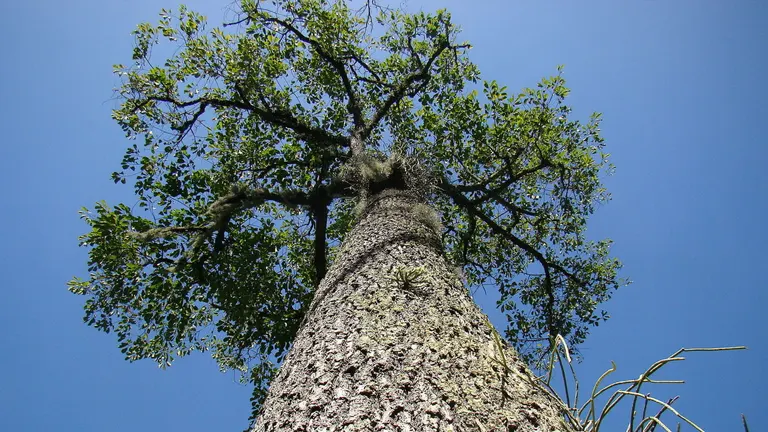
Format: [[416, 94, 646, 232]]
[[129, 225, 208, 241], [142, 95, 348, 148], [312, 199, 329, 288], [309, 160, 334, 287], [208, 187, 313, 216], [441, 178, 556, 337], [130, 187, 313, 243], [259, 16, 365, 129], [360, 41, 450, 140], [438, 177, 586, 340]]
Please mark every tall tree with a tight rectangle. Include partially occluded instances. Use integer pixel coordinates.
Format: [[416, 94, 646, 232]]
[[69, 0, 625, 429]]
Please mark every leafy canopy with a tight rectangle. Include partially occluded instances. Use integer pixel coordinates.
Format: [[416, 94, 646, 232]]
[[69, 0, 625, 421]]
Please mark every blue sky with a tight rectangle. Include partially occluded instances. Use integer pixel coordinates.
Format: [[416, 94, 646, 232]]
[[1, 0, 765, 431]]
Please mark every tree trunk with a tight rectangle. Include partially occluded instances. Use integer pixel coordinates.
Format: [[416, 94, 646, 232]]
[[254, 189, 574, 432]]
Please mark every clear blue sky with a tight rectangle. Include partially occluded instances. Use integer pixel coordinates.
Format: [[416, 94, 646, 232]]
[[1, 0, 765, 430]]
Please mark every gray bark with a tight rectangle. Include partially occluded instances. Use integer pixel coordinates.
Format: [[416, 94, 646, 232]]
[[254, 189, 574, 431]]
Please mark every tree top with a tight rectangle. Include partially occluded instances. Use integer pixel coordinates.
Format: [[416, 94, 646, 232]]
[[69, 0, 626, 421]]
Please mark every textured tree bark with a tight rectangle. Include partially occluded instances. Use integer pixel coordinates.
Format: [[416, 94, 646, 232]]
[[254, 189, 574, 432]]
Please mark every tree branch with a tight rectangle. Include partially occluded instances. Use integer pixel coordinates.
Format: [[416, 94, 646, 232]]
[[207, 186, 312, 218], [345, 51, 387, 85], [309, 160, 334, 288], [467, 185, 539, 226], [355, 0, 388, 31], [130, 187, 313, 244], [141, 94, 348, 148], [453, 160, 552, 193], [460, 213, 477, 265], [438, 177, 586, 341], [259, 16, 365, 129], [360, 41, 450, 140], [311, 198, 329, 288], [129, 225, 208, 241]]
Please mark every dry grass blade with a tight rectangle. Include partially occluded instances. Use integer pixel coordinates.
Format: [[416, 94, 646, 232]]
[[569, 346, 745, 431], [644, 396, 679, 432], [618, 391, 703, 432], [582, 360, 615, 424], [545, 334, 577, 410], [637, 416, 672, 432]]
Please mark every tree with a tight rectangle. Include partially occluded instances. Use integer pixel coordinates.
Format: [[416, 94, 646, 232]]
[[69, 0, 625, 430]]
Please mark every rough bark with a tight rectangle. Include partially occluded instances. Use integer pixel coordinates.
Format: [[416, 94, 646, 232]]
[[254, 189, 574, 432]]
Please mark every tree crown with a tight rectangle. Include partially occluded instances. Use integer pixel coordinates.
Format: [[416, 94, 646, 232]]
[[69, 0, 626, 421]]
